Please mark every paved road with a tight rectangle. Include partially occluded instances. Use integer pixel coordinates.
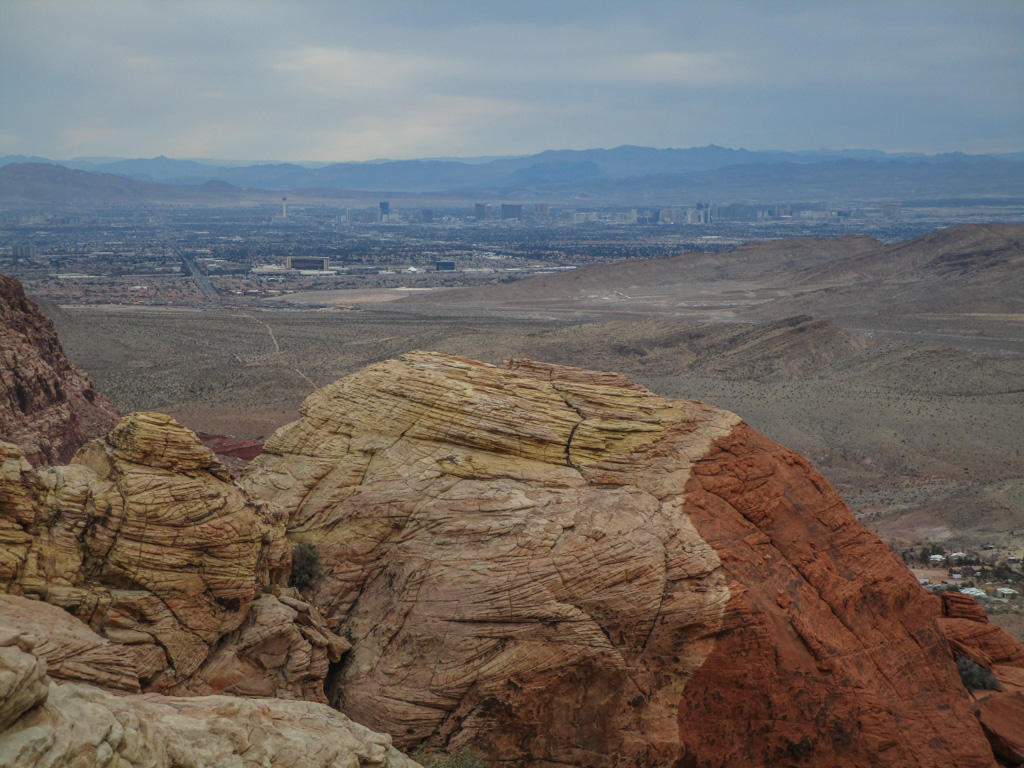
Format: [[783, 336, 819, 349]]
[[162, 227, 217, 298]]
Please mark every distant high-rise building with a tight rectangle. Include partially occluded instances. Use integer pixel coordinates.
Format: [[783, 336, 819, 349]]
[[475, 203, 488, 221], [534, 203, 550, 220], [379, 201, 390, 217], [421, 209, 434, 223], [11, 244, 37, 259], [346, 208, 378, 223], [500, 204, 523, 220]]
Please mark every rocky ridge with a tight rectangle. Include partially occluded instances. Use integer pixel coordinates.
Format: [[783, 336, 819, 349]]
[[0, 274, 120, 465], [2, 347, 1023, 766]]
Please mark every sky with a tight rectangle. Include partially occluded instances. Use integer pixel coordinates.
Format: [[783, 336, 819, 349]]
[[1, 0, 1022, 162]]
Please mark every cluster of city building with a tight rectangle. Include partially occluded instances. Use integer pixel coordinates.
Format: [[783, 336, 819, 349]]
[[913, 547, 1023, 599], [0, 195, 1002, 306], [323, 200, 905, 227]]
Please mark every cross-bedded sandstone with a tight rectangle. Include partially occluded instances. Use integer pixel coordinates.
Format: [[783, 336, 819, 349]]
[[240, 351, 1007, 767]]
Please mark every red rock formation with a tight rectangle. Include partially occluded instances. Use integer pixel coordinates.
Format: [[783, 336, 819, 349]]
[[0, 275, 119, 465], [975, 692, 1024, 765], [933, 591, 1024, 717], [943, 591, 990, 622], [240, 352, 1002, 767], [4, 347, 1021, 766], [675, 424, 999, 766], [940, 618, 1024, 669]]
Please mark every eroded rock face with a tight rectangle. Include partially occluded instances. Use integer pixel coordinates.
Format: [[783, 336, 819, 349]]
[[975, 692, 1024, 765], [0, 275, 119, 466], [190, 593, 351, 704], [240, 351, 1001, 767], [0, 593, 141, 693], [943, 591, 991, 623], [0, 413, 344, 702], [0, 631, 48, 732], [0, 634, 417, 768], [940, 618, 1024, 670]]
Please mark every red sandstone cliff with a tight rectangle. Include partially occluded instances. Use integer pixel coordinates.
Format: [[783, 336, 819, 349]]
[[0, 274, 120, 465]]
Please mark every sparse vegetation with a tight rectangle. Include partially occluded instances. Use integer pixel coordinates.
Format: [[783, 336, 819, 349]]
[[955, 656, 1000, 691], [289, 542, 320, 591], [919, 544, 945, 564]]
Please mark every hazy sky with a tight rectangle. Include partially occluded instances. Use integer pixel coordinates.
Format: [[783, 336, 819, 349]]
[[1, 0, 1021, 161]]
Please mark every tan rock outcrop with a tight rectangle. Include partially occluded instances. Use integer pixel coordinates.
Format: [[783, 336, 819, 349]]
[[0, 441, 35, 584], [0, 631, 48, 732], [0, 593, 140, 692], [240, 351, 1001, 767], [0, 274, 120, 466], [0, 636, 418, 768], [190, 593, 351, 704], [0, 412, 345, 701]]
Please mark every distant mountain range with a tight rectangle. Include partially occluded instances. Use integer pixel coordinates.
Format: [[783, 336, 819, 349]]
[[2, 145, 1023, 203]]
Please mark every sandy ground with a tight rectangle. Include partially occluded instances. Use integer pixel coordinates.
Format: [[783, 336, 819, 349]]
[[263, 288, 441, 306]]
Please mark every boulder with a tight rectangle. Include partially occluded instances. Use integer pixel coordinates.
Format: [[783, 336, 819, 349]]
[[0, 632, 48, 732], [974, 692, 1024, 765], [943, 591, 990, 623], [939, 618, 1024, 669], [190, 593, 351, 703], [0, 412, 345, 701], [240, 351, 1000, 767], [0, 637, 417, 768], [0, 593, 141, 692]]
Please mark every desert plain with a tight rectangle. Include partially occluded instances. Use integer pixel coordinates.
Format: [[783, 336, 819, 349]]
[[43, 226, 1023, 576]]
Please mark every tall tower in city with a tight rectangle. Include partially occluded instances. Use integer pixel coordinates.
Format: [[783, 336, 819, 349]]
[[271, 197, 290, 224], [379, 201, 390, 221]]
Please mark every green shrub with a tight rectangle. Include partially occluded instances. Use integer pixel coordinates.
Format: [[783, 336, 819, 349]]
[[955, 655, 1000, 691], [411, 748, 486, 768], [289, 542, 320, 591]]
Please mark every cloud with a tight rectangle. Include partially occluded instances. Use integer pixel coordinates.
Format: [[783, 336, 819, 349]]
[[272, 46, 452, 96], [0, 0, 1020, 159]]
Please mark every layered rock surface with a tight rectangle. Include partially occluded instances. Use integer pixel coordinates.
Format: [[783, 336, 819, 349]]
[[0, 630, 416, 768], [0, 412, 345, 702], [4, 347, 1021, 766], [0, 275, 120, 465], [241, 350, 1007, 767]]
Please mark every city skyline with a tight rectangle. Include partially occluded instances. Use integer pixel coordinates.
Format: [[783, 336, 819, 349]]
[[1, 0, 1022, 162]]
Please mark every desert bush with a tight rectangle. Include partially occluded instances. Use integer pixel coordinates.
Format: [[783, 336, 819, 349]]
[[955, 655, 1000, 691], [289, 542, 321, 591], [411, 748, 486, 768]]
